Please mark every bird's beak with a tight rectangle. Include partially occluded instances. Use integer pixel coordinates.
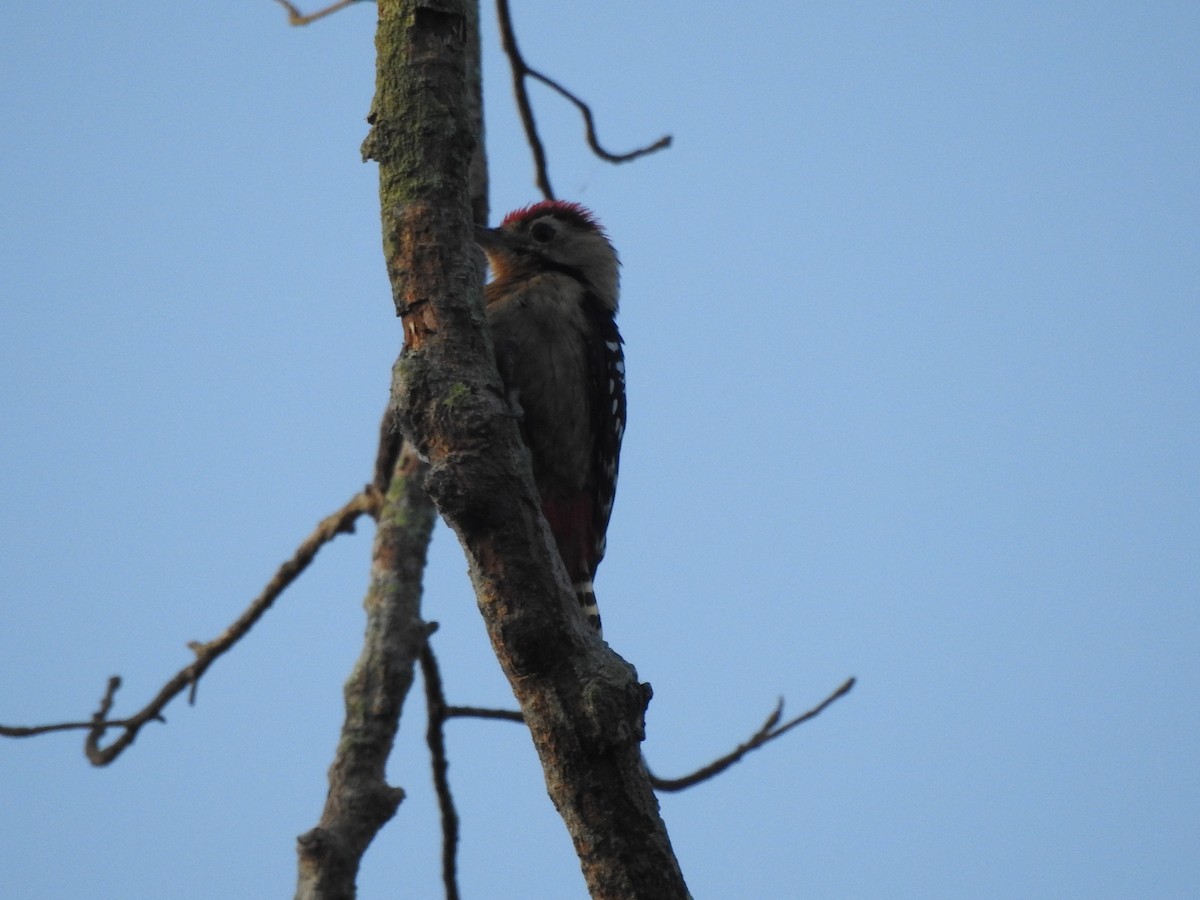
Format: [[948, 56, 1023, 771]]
[[474, 225, 524, 281], [473, 224, 508, 253]]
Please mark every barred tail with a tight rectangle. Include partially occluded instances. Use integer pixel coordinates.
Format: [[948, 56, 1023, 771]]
[[574, 579, 602, 635]]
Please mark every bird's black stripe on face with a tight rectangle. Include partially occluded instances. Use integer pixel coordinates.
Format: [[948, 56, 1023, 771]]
[[531, 254, 590, 288]]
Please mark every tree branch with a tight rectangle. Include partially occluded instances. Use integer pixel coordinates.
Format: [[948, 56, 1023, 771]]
[[295, 445, 438, 899], [0, 688, 141, 739], [444, 705, 524, 723], [494, 0, 671, 199], [525, 68, 672, 164], [0, 490, 376, 759], [647, 677, 856, 792], [292, 0, 488, 894], [272, 0, 364, 27], [373, 1, 689, 896], [494, 0, 552, 197], [431, 676, 857, 794], [420, 638, 461, 900], [295, 2, 489, 895]]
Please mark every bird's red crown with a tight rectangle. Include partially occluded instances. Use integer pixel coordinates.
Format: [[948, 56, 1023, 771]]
[[500, 200, 604, 235]]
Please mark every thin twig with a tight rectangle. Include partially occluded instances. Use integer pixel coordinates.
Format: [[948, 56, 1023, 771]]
[[526, 68, 672, 164], [494, 0, 671, 199], [647, 677, 856, 792], [0, 677, 157, 739], [444, 705, 524, 723], [0, 490, 378, 761], [0, 706, 140, 738], [494, 0, 553, 198], [434, 677, 856, 793], [272, 0, 361, 27], [420, 637, 461, 900]]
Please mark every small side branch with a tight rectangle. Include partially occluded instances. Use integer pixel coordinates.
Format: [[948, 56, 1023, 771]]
[[419, 637, 461, 900], [495, 0, 551, 197], [0, 685, 139, 738], [494, 0, 671, 198], [525, 69, 672, 164], [0, 490, 378, 762], [444, 705, 524, 723], [272, 0, 362, 27], [432, 676, 856, 793], [647, 677, 856, 792]]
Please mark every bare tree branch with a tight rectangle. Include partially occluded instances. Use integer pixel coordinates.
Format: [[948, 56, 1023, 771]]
[[420, 637, 461, 900], [295, 446, 438, 899], [0, 490, 377, 759], [273, 0, 363, 26], [417, 673, 854, 895], [431, 677, 857, 794], [494, 0, 671, 199], [294, 2, 490, 895], [647, 677, 857, 792], [525, 69, 672, 164], [444, 705, 524, 723], [494, 0, 552, 197], [0, 688, 143, 739]]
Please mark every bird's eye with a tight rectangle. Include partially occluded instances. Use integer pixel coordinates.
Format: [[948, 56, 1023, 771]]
[[530, 221, 555, 243]]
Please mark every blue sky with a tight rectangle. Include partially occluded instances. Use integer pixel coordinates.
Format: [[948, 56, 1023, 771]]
[[2, 2, 1197, 898]]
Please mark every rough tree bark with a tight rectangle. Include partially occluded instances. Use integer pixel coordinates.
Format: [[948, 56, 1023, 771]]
[[296, 446, 436, 900], [295, 1, 486, 896], [360, 1, 690, 897]]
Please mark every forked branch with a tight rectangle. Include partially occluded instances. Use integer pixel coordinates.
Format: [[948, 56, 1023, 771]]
[[435, 676, 857, 793], [413, 645, 852, 900], [0, 490, 379, 762], [647, 677, 857, 792], [495, 0, 671, 198]]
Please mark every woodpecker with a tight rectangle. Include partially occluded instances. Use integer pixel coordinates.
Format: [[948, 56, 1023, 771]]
[[475, 201, 625, 634]]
